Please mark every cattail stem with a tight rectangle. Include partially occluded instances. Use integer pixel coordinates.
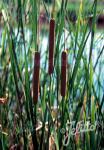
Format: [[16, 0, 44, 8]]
[[61, 51, 67, 97], [33, 52, 40, 104], [48, 18, 55, 75], [60, 50, 67, 148]]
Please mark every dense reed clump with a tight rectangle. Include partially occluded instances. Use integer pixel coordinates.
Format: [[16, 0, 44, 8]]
[[0, 0, 104, 149], [61, 50, 67, 97], [48, 18, 55, 75], [33, 52, 40, 104]]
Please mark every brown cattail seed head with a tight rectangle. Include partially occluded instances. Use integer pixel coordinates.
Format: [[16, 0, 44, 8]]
[[48, 18, 55, 75], [33, 52, 40, 104], [61, 51, 67, 97]]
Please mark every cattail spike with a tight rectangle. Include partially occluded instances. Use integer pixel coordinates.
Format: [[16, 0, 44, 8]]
[[61, 51, 67, 97], [33, 52, 40, 104], [48, 18, 55, 75]]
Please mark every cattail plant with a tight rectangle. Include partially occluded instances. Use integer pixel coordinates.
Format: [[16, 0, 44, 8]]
[[33, 52, 40, 104], [61, 50, 67, 97], [48, 18, 55, 75]]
